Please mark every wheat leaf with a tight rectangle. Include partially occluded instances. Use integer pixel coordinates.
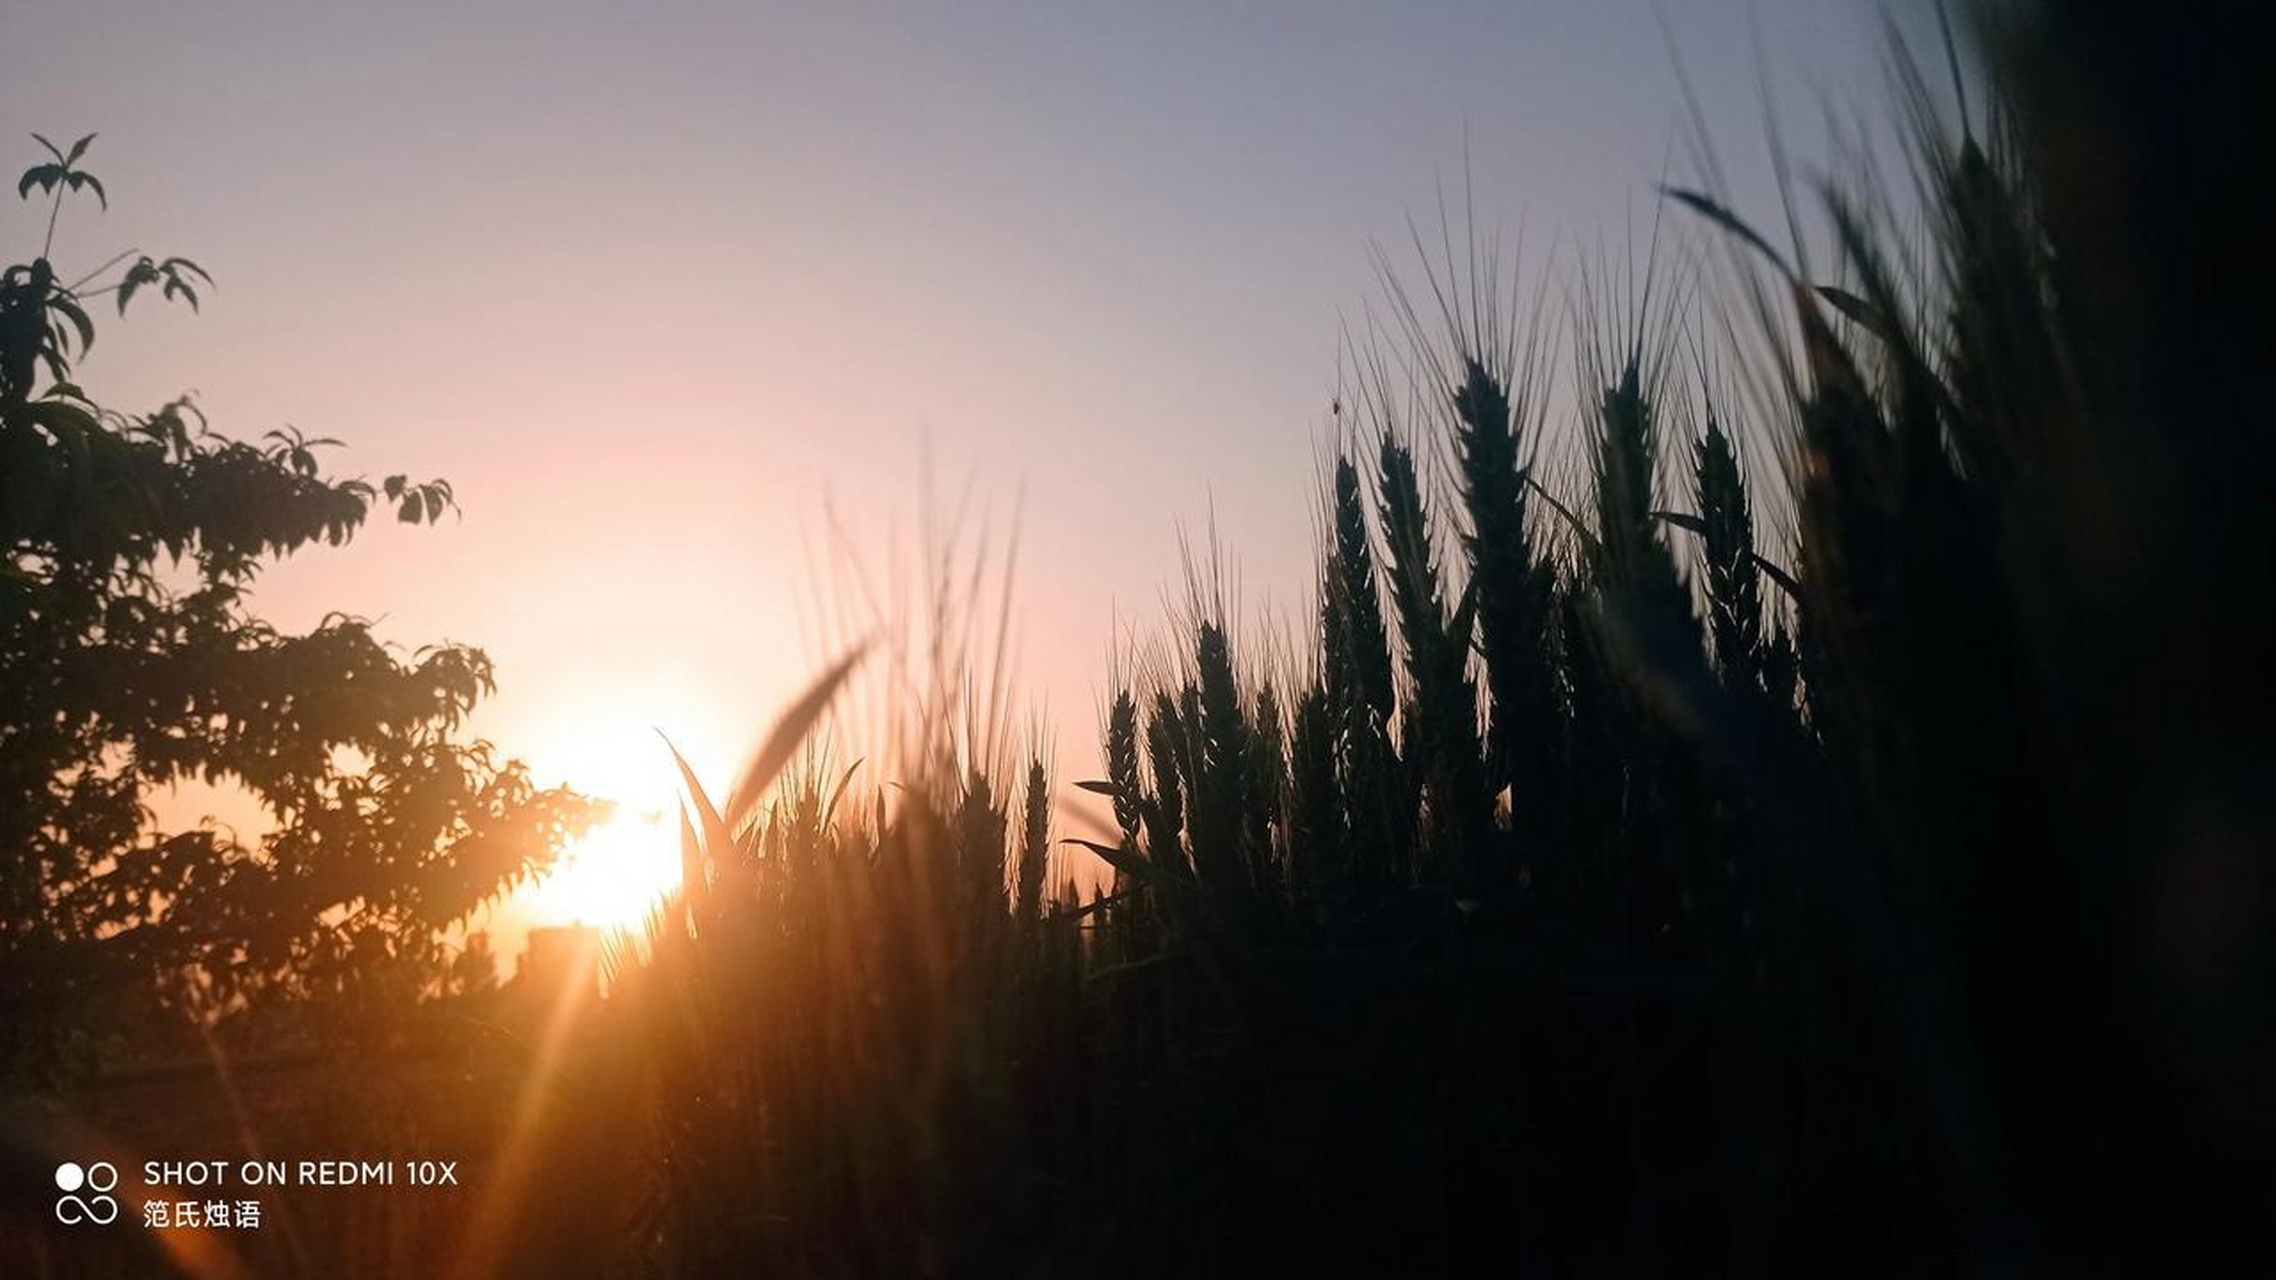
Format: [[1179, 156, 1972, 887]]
[[1063, 837, 1159, 883], [721, 642, 870, 829], [1659, 185, 1792, 276], [659, 731, 735, 866]]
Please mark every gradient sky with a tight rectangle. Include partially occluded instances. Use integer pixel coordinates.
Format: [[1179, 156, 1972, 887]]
[[4, 0, 1937, 945]]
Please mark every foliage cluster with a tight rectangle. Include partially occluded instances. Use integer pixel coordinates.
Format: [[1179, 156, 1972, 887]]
[[0, 137, 596, 1080]]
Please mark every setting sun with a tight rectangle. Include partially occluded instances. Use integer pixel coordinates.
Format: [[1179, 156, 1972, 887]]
[[511, 709, 724, 935], [525, 807, 681, 932]]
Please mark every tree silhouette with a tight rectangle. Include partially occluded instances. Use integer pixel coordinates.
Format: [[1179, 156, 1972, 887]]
[[0, 137, 597, 1079]]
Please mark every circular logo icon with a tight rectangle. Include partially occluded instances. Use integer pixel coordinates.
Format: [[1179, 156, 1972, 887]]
[[55, 1160, 119, 1225]]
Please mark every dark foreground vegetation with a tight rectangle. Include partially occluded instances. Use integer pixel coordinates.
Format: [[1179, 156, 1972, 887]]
[[612, 9, 2275, 1273], [6, 3, 2271, 1275]]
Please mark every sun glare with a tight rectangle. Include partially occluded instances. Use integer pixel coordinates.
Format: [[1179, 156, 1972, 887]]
[[516, 710, 721, 934], [527, 807, 682, 932]]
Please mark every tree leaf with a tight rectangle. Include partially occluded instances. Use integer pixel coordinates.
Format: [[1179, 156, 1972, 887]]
[[48, 295, 95, 355], [19, 398, 101, 437]]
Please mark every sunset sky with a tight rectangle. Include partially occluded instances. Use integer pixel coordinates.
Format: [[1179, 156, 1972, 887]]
[[4, 0, 1936, 944]]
